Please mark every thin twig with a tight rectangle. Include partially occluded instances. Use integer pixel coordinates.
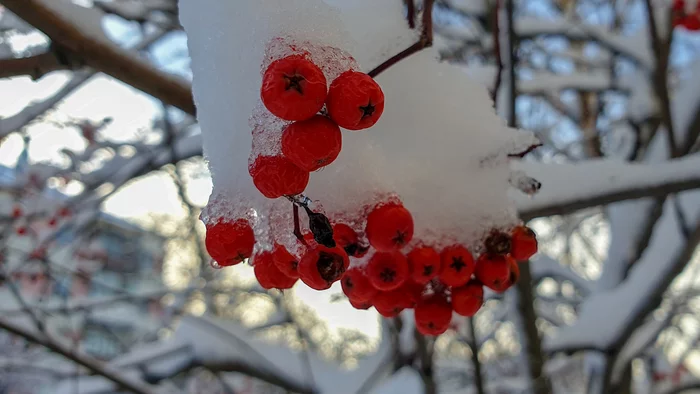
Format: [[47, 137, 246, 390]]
[[368, 0, 435, 78], [405, 0, 416, 29], [490, 0, 503, 103]]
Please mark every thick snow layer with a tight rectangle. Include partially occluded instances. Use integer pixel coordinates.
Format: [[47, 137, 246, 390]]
[[181, 0, 538, 253]]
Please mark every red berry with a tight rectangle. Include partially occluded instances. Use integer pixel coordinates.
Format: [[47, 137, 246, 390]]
[[407, 246, 441, 284], [48, 218, 57, 227], [16, 227, 27, 236], [261, 55, 327, 121], [452, 280, 484, 317], [281, 115, 342, 171], [365, 203, 414, 251], [272, 244, 300, 279], [11, 205, 22, 219], [491, 256, 519, 293], [683, 14, 700, 30], [249, 155, 309, 199], [439, 245, 475, 287], [298, 245, 349, 290], [205, 219, 255, 267], [475, 254, 511, 291], [366, 251, 409, 291], [253, 251, 297, 290], [510, 226, 538, 261], [415, 295, 452, 336], [341, 267, 377, 302], [349, 298, 372, 310], [326, 71, 385, 130], [373, 289, 410, 317], [333, 223, 368, 258], [58, 207, 71, 218]]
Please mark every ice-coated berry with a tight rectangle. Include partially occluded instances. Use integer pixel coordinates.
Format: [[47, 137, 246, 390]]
[[298, 245, 349, 290], [261, 55, 327, 121], [407, 246, 441, 284], [205, 219, 255, 267], [415, 295, 453, 336], [475, 254, 511, 291], [452, 280, 484, 317], [510, 226, 538, 261], [365, 203, 414, 251], [272, 244, 300, 279], [333, 223, 368, 258], [439, 245, 475, 287], [326, 71, 385, 130], [366, 251, 409, 291], [249, 155, 309, 199], [253, 251, 298, 290], [341, 267, 377, 302], [281, 115, 342, 171]]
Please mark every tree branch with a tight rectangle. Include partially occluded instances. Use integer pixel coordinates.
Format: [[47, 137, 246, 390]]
[[0, 48, 83, 80], [0, 316, 159, 394], [368, 0, 435, 78], [0, 0, 196, 115]]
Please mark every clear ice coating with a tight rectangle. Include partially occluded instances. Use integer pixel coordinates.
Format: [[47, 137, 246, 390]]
[[180, 0, 540, 258]]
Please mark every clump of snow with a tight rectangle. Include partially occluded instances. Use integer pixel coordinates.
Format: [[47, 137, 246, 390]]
[[181, 0, 538, 255]]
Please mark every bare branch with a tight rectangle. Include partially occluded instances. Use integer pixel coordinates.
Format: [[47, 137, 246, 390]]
[[0, 48, 83, 80]]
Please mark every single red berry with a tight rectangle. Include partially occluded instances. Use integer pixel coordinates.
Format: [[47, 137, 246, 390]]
[[298, 245, 349, 290], [253, 251, 297, 290], [341, 267, 378, 302], [16, 227, 27, 236], [281, 115, 342, 171], [491, 256, 519, 293], [510, 226, 538, 261], [11, 205, 22, 219], [48, 218, 57, 227], [261, 55, 327, 121], [272, 244, 300, 279], [205, 219, 255, 267], [249, 155, 309, 199], [366, 251, 409, 291], [365, 203, 414, 251], [326, 71, 385, 130], [407, 246, 441, 284], [452, 280, 484, 317], [415, 295, 453, 336], [683, 14, 700, 30], [373, 289, 411, 317], [484, 230, 512, 255], [349, 298, 372, 310], [475, 254, 511, 292], [333, 223, 368, 258], [439, 245, 475, 287]]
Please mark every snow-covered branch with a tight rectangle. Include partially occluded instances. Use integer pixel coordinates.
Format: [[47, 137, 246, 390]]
[[2, 0, 195, 115], [0, 316, 160, 394], [516, 155, 700, 220]]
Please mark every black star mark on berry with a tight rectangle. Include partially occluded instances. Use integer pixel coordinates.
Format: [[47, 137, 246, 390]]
[[380, 268, 396, 283], [344, 277, 354, 288], [284, 74, 304, 94], [359, 101, 375, 118], [422, 265, 433, 277], [450, 257, 467, 272], [392, 231, 407, 246]]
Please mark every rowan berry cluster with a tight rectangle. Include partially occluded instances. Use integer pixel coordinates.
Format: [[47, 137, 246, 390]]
[[673, 0, 700, 30], [205, 199, 539, 336], [249, 54, 385, 199]]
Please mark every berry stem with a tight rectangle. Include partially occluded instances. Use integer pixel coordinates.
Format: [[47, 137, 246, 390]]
[[367, 0, 435, 78], [292, 204, 307, 246]]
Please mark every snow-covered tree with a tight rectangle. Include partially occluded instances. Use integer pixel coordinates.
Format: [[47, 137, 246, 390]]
[[0, 0, 699, 393]]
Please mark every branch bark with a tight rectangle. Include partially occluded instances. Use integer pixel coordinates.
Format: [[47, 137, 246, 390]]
[[0, 48, 82, 80], [0, 317, 159, 394], [0, 0, 196, 116]]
